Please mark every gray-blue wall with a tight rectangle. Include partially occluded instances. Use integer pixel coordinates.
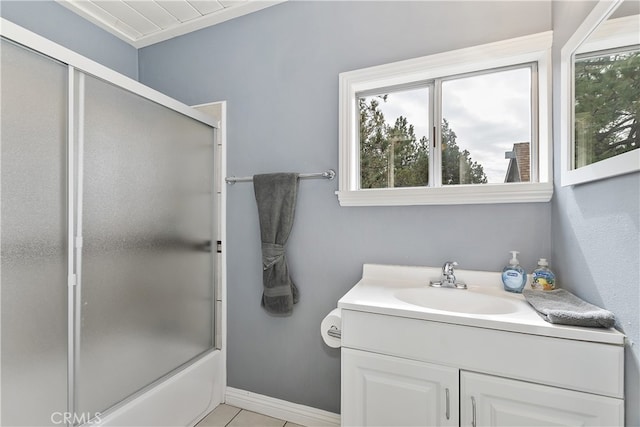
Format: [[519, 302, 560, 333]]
[[551, 2, 639, 426], [0, 0, 138, 79], [139, 1, 553, 413]]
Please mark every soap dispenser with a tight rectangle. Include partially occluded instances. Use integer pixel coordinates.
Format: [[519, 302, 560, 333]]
[[532, 258, 556, 290], [502, 251, 527, 293]]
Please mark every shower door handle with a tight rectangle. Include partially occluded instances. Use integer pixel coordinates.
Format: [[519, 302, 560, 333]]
[[191, 240, 213, 252]]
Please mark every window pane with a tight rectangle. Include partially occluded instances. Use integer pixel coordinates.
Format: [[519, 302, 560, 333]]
[[441, 67, 532, 185], [359, 87, 430, 189], [574, 47, 639, 168]]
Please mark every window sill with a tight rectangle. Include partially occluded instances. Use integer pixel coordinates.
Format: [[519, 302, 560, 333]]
[[560, 149, 640, 187], [336, 182, 553, 206]]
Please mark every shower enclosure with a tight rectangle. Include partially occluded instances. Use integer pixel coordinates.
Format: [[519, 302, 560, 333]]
[[1, 20, 220, 427]]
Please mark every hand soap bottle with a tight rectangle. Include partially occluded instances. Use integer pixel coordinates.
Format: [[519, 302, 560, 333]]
[[502, 251, 527, 293], [532, 258, 556, 290]]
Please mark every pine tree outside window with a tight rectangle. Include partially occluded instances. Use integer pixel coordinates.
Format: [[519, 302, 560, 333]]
[[574, 47, 639, 168]]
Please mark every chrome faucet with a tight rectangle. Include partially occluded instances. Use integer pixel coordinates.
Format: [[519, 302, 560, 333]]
[[430, 261, 467, 289]]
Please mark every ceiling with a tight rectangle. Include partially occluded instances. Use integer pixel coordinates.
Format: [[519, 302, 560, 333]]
[[56, 0, 286, 48]]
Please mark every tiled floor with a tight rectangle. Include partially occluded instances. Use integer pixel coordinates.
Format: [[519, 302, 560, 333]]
[[196, 404, 305, 427]]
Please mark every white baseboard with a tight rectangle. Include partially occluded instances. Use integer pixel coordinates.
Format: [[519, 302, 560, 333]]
[[225, 387, 340, 427]]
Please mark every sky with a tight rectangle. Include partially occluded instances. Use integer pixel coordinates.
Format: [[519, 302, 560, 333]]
[[370, 67, 532, 183]]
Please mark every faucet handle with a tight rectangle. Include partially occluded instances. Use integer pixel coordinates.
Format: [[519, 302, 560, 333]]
[[443, 261, 458, 274]]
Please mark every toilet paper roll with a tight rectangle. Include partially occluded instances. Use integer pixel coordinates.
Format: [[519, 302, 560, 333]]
[[321, 308, 342, 348]]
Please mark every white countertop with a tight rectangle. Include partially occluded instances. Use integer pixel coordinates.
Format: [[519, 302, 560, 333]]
[[338, 264, 625, 345]]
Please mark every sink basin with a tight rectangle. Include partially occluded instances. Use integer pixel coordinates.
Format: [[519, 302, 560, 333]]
[[395, 288, 519, 315]]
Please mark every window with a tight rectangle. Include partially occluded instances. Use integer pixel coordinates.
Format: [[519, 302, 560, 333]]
[[560, 1, 639, 186], [338, 32, 553, 206], [575, 46, 639, 168], [359, 86, 432, 189]]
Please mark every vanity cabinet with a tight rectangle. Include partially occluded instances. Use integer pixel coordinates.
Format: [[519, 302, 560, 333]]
[[340, 309, 624, 427], [342, 348, 458, 426]]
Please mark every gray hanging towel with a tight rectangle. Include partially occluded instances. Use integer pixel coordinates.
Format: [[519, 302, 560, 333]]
[[253, 173, 300, 314]]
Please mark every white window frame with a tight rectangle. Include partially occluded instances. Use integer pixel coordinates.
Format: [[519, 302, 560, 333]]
[[337, 31, 553, 206], [560, 0, 640, 187]]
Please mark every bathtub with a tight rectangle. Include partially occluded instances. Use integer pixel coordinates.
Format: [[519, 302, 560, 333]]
[[96, 350, 223, 427]]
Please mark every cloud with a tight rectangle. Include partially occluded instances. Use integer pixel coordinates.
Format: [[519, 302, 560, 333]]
[[443, 68, 531, 182], [366, 87, 431, 141]]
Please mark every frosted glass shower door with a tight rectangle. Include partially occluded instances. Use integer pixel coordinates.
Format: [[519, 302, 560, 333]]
[[1, 39, 69, 426], [77, 74, 215, 415]]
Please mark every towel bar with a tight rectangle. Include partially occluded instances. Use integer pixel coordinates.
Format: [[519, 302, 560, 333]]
[[225, 169, 335, 184]]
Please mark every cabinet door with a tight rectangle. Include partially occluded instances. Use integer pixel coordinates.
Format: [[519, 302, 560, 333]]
[[460, 371, 624, 426], [342, 348, 458, 426]]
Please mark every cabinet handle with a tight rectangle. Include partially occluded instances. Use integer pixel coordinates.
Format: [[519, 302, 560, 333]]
[[445, 388, 450, 420], [471, 396, 477, 427]]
